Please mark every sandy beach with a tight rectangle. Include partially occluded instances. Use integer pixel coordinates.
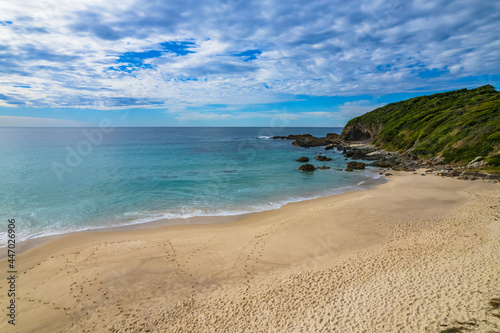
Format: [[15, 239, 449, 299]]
[[1, 171, 499, 332]]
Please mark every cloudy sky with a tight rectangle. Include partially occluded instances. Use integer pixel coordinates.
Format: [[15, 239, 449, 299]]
[[0, 0, 498, 127]]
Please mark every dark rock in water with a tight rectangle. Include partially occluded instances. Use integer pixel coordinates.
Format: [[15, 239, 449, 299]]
[[346, 161, 366, 170], [324, 144, 334, 150], [298, 164, 316, 172], [315, 155, 332, 161], [345, 168, 353, 172], [326, 133, 340, 140], [273, 133, 342, 148], [272, 134, 314, 140], [296, 156, 309, 162], [292, 134, 330, 148], [316, 166, 330, 170]]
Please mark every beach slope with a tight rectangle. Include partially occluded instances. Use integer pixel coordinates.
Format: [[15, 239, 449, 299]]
[[1, 172, 499, 332]]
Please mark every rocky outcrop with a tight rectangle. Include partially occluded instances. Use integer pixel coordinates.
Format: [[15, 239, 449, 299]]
[[345, 161, 366, 171], [315, 155, 332, 161], [466, 156, 488, 169], [281, 132, 497, 176], [292, 135, 330, 148], [325, 133, 340, 140], [339, 123, 382, 142], [272, 133, 341, 148], [298, 164, 316, 172]]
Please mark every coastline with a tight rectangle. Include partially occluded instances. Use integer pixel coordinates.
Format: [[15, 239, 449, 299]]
[[1, 171, 499, 332], [0, 169, 385, 257]]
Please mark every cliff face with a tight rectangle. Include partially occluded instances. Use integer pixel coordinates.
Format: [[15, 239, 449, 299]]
[[339, 85, 500, 169], [339, 123, 382, 142]]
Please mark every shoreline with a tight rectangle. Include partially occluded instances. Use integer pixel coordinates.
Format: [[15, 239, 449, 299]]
[[1, 169, 385, 258], [1, 171, 499, 332]]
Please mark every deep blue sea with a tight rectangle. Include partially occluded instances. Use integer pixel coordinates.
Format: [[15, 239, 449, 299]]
[[0, 127, 383, 244]]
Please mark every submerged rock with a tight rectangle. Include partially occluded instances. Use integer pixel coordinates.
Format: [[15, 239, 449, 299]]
[[315, 155, 332, 161], [316, 166, 330, 170], [298, 164, 316, 172], [295, 156, 309, 162]]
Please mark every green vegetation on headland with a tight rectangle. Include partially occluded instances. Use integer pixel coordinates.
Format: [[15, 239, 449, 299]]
[[340, 85, 500, 172]]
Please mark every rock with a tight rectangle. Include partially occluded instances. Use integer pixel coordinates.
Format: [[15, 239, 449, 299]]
[[466, 156, 488, 169], [326, 133, 340, 140], [438, 169, 458, 177], [421, 174, 426, 176], [280, 134, 336, 148], [315, 155, 332, 161], [404, 148, 418, 160], [295, 156, 309, 162], [345, 168, 353, 172], [343, 144, 378, 159], [340, 123, 382, 141], [427, 156, 445, 166], [324, 145, 334, 150], [365, 150, 390, 160], [316, 166, 330, 170], [392, 165, 416, 172], [469, 156, 484, 163], [298, 164, 315, 172], [385, 173, 393, 176], [272, 134, 315, 140], [371, 159, 396, 168], [346, 161, 366, 170]]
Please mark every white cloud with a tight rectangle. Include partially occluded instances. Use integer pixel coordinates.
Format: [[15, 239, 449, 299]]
[[0, 0, 498, 110], [0, 115, 89, 127], [175, 112, 232, 121], [338, 100, 386, 119]]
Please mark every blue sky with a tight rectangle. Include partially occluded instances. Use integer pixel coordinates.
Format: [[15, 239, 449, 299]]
[[0, 0, 499, 127]]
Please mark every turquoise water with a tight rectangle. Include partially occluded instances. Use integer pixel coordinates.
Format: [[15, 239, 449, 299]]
[[0, 127, 383, 243]]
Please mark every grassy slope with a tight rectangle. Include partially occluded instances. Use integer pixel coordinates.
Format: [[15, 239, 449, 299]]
[[344, 85, 500, 170]]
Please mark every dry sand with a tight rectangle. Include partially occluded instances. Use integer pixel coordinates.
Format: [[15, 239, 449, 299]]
[[1, 171, 499, 332]]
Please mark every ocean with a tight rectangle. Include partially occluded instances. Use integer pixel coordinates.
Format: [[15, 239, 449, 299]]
[[0, 127, 384, 244]]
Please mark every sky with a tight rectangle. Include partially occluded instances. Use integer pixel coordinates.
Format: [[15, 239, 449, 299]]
[[0, 0, 499, 127]]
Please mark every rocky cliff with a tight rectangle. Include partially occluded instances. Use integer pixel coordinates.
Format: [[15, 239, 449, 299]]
[[339, 85, 500, 172]]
